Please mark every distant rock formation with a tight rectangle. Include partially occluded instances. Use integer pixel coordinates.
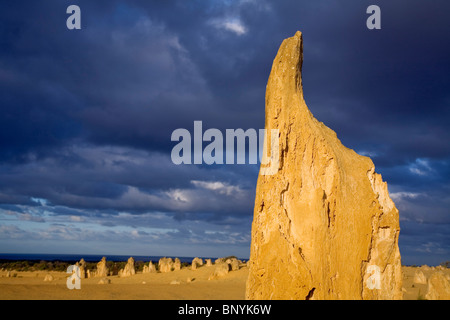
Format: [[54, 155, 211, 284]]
[[413, 271, 427, 284], [421, 265, 431, 271], [226, 258, 240, 271], [98, 277, 111, 285], [158, 257, 173, 273], [246, 31, 402, 300], [77, 259, 87, 279], [205, 259, 213, 267], [43, 274, 53, 282], [425, 272, 450, 300], [173, 258, 181, 271], [191, 257, 203, 270], [208, 263, 231, 280], [436, 265, 446, 271], [149, 260, 156, 273], [118, 257, 135, 278], [143, 260, 156, 273], [95, 257, 109, 278]]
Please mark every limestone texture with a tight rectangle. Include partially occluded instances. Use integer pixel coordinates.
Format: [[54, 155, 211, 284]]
[[425, 272, 450, 300], [208, 263, 231, 280], [174, 258, 182, 271], [43, 274, 53, 282], [191, 257, 203, 270], [158, 257, 173, 273], [95, 257, 109, 278], [246, 31, 402, 300], [118, 257, 136, 278], [226, 258, 240, 271], [77, 258, 87, 279], [143, 261, 157, 273], [413, 271, 427, 284], [97, 277, 111, 285]]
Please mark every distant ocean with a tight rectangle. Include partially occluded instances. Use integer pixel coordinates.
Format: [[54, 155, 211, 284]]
[[0, 253, 224, 264]]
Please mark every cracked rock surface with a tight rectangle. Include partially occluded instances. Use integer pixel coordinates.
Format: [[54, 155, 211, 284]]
[[245, 31, 402, 300]]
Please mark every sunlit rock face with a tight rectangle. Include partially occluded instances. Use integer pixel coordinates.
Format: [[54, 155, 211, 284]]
[[246, 31, 402, 300]]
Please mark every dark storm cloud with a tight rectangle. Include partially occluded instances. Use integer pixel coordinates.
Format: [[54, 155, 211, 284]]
[[295, 1, 450, 168], [0, 0, 449, 262], [399, 220, 450, 266], [0, 146, 255, 218], [1, 1, 449, 160], [0, 1, 212, 159]]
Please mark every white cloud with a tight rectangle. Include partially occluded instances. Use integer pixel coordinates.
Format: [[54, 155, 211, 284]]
[[415, 241, 448, 255], [0, 225, 26, 239], [390, 192, 421, 202], [69, 215, 84, 222], [357, 150, 378, 158], [0, 209, 45, 223], [408, 158, 434, 176], [165, 189, 191, 203], [18, 213, 45, 223], [409, 167, 427, 176], [30, 197, 48, 206], [210, 18, 247, 35], [222, 20, 247, 35], [239, 0, 271, 11], [191, 180, 242, 196], [131, 229, 139, 238]]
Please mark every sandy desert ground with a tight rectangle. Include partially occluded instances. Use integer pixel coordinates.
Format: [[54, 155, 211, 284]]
[[401, 266, 449, 300], [0, 263, 248, 300], [0, 265, 448, 300]]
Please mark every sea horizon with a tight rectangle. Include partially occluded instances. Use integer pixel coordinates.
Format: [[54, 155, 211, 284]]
[[0, 253, 248, 263]]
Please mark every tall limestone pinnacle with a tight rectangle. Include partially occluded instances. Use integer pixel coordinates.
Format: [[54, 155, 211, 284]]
[[246, 31, 403, 300]]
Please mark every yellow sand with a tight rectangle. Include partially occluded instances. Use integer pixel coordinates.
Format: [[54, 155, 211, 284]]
[[0, 265, 248, 300], [401, 266, 450, 300], [0, 265, 447, 300]]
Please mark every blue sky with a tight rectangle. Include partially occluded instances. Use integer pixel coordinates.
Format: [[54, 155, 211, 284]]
[[0, 0, 449, 265]]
